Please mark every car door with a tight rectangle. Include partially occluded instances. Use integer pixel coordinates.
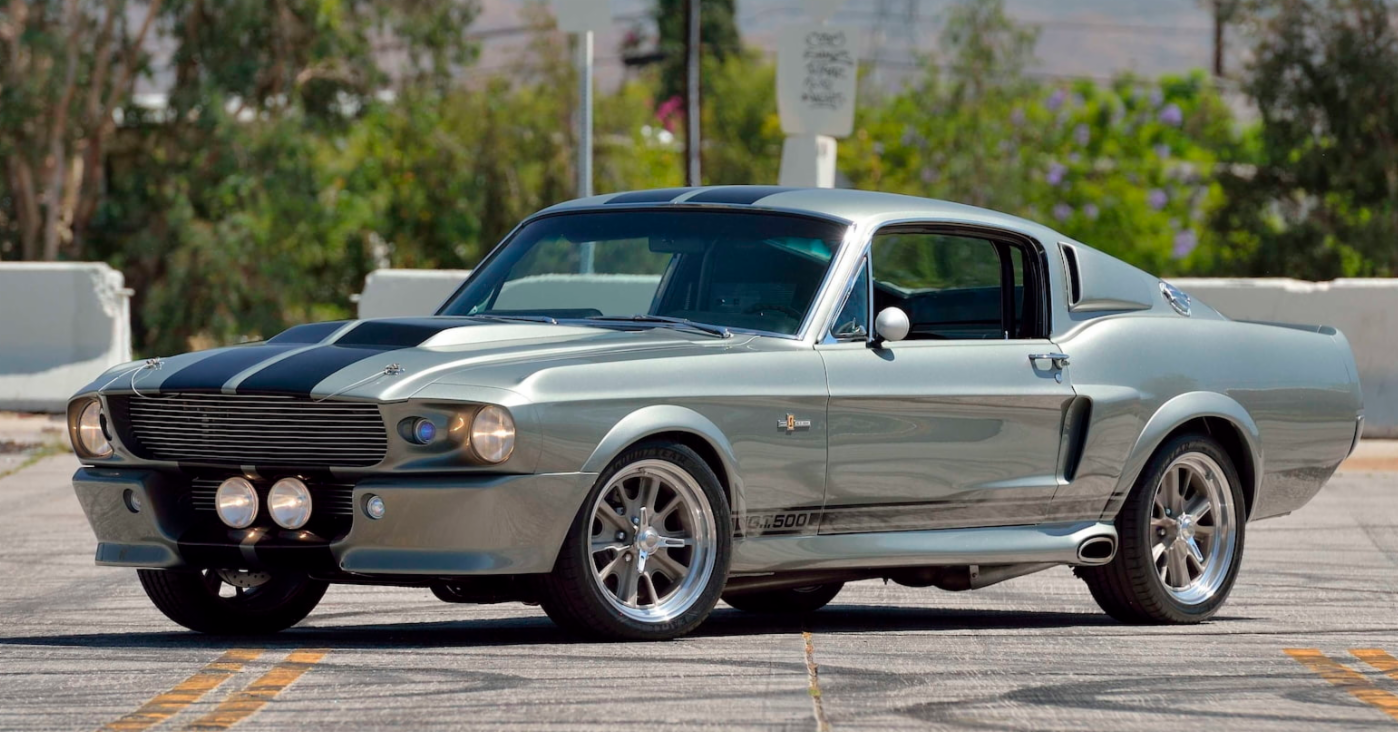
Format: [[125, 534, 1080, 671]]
[[815, 225, 1076, 534]]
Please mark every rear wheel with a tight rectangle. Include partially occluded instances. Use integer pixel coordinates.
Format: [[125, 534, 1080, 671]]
[[137, 568, 327, 635], [1079, 433, 1245, 623], [538, 442, 731, 641], [723, 583, 844, 614]]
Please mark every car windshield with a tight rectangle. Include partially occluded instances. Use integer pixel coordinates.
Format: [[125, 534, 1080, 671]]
[[438, 210, 847, 336]]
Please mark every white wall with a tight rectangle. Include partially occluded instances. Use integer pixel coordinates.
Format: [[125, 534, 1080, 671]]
[[357, 271, 662, 319], [356, 269, 473, 320], [1173, 278, 1398, 437], [0, 263, 132, 413]]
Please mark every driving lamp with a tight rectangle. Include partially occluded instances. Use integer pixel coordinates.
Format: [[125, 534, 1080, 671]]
[[215, 477, 259, 529], [267, 477, 313, 530], [74, 400, 113, 458], [468, 405, 516, 464]]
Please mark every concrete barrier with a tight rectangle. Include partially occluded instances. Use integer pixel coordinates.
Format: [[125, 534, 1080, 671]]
[[357, 271, 662, 319], [0, 263, 132, 413], [1172, 278, 1398, 437], [356, 269, 473, 319]]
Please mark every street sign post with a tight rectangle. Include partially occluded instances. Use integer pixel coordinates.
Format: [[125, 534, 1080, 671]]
[[776, 2, 857, 188], [554, 0, 610, 198]]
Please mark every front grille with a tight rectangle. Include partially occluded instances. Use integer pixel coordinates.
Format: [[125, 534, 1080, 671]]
[[190, 477, 356, 517], [110, 393, 388, 467]]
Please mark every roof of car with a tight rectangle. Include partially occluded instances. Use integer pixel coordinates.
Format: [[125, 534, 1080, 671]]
[[535, 186, 1053, 235]]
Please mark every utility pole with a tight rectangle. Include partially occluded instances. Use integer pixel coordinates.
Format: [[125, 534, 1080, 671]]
[[577, 30, 594, 199], [684, 0, 702, 187], [1211, 0, 1234, 78]]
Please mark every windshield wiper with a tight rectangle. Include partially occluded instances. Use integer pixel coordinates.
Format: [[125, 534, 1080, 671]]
[[586, 314, 732, 339], [467, 314, 558, 325]]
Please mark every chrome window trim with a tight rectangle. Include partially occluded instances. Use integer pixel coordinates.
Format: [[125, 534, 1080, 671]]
[[821, 217, 1055, 343], [820, 253, 873, 345]]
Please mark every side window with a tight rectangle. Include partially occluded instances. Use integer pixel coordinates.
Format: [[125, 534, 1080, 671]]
[[831, 259, 869, 340], [871, 231, 1037, 340]]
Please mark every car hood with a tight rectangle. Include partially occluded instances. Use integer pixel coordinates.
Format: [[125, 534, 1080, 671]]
[[80, 317, 759, 403]]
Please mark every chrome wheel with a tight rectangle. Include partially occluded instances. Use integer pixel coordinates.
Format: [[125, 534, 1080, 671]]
[[1150, 452, 1238, 605], [587, 459, 718, 623]]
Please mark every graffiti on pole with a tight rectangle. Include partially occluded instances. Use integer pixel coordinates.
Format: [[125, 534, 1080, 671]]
[[777, 24, 861, 138]]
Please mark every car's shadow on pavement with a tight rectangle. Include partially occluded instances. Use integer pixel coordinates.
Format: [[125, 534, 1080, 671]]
[[0, 604, 1143, 651]]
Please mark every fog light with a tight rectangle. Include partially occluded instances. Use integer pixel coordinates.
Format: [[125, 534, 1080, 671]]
[[215, 477, 259, 529], [412, 418, 437, 444], [364, 494, 385, 520], [123, 489, 142, 514], [268, 477, 313, 529]]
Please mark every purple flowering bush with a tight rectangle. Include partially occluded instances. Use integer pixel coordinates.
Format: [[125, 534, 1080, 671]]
[[842, 66, 1235, 275]]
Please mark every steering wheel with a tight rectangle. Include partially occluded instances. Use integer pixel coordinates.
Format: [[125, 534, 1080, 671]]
[[743, 303, 803, 319]]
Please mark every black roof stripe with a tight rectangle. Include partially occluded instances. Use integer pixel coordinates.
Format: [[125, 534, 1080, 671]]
[[605, 188, 696, 205], [684, 186, 801, 205]]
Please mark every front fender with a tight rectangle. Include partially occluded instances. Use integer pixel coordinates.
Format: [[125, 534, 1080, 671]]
[[1103, 391, 1263, 520], [581, 405, 744, 512]]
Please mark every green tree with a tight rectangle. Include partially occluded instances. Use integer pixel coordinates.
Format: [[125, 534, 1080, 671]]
[[842, 0, 1239, 275], [0, 0, 162, 262], [1208, 0, 1398, 277]]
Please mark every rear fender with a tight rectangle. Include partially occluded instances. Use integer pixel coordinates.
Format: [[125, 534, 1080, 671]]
[[1102, 392, 1262, 520]]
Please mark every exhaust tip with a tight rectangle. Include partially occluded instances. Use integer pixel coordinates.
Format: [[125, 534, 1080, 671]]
[[1076, 536, 1116, 565]]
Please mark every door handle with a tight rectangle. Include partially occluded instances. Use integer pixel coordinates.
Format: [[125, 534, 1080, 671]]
[[1029, 352, 1071, 369]]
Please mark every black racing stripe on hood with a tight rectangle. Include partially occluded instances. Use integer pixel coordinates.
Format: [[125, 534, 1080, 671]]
[[605, 188, 695, 204], [234, 344, 399, 396], [157, 344, 305, 393], [233, 318, 473, 396], [268, 320, 353, 344], [684, 186, 800, 205], [337, 318, 478, 347]]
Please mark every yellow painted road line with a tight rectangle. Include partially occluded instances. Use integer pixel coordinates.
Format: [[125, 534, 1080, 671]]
[[1354, 649, 1398, 681], [100, 649, 263, 732], [182, 649, 328, 731], [1285, 649, 1398, 722]]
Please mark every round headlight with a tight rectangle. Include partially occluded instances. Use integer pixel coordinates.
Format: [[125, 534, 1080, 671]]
[[215, 477, 259, 529], [75, 400, 112, 458], [267, 478, 313, 530], [468, 405, 516, 464]]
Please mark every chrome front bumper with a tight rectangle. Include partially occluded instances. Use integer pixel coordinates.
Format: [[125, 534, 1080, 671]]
[[72, 468, 598, 577]]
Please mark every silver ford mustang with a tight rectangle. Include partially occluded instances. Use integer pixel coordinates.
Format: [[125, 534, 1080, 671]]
[[69, 187, 1364, 640]]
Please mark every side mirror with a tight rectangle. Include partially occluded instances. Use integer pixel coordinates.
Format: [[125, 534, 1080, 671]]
[[874, 307, 910, 345]]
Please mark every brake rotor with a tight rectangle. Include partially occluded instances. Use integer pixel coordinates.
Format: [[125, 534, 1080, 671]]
[[216, 569, 271, 589]]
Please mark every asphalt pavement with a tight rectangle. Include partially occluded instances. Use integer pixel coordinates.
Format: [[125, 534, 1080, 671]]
[[1, 444, 1396, 731]]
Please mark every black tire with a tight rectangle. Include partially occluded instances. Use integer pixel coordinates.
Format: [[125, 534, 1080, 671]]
[[723, 583, 844, 614], [537, 441, 732, 641], [138, 568, 328, 635], [1078, 433, 1246, 624]]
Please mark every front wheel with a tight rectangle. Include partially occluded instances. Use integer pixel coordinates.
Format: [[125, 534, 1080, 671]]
[[137, 568, 328, 635], [1078, 433, 1245, 624], [723, 583, 844, 614], [537, 442, 731, 641]]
